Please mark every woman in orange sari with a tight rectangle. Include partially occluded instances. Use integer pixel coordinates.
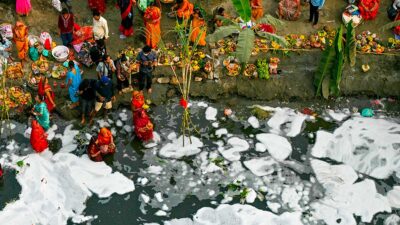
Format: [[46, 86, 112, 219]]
[[251, 0, 264, 21], [190, 8, 206, 46], [144, 2, 161, 49], [13, 21, 29, 61], [38, 76, 56, 113], [172, 0, 194, 22], [88, 127, 116, 161], [131, 91, 154, 142]]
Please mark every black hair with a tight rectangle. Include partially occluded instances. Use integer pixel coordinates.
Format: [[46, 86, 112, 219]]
[[0, 34, 4, 44], [176, 0, 183, 4], [36, 94, 45, 102], [217, 7, 225, 15], [93, 10, 101, 17], [61, 8, 69, 14], [68, 60, 75, 69], [103, 54, 110, 61], [120, 54, 127, 62], [143, 45, 152, 53], [194, 8, 203, 18]]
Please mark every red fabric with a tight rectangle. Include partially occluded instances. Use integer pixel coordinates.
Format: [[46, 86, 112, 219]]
[[58, 14, 74, 34], [74, 23, 81, 32], [131, 91, 145, 109], [30, 120, 48, 153], [87, 138, 103, 161], [97, 127, 112, 146], [88, 0, 106, 14], [0, 165, 3, 178], [358, 0, 380, 20], [72, 26, 93, 45], [133, 108, 154, 141], [44, 39, 51, 50], [38, 78, 56, 112], [394, 13, 400, 35], [258, 24, 276, 33], [119, 25, 134, 36], [180, 98, 188, 109], [301, 108, 315, 115]]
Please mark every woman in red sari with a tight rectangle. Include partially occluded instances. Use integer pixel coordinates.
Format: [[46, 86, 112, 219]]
[[131, 91, 154, 142], [88, 0, 106, 14], [359, 0, 380, 20], [38, 76, 56, 112], [87, 127, 116, 161], [118, 0, 135, 38], [30, 119, 48, 153]]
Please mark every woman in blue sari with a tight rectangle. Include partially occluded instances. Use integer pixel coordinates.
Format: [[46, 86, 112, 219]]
[[65, 61, 82, 109], [32, 95, 50, 131]]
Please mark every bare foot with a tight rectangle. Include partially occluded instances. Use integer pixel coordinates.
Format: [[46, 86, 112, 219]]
[[312, 24, 319, 29], [148, 88, 152, 94], [81, 118, 86, 125]]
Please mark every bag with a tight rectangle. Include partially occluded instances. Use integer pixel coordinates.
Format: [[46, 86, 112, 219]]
[[40, 32, 52, 49], [0, 23, 13, 39], [52, 0, 62, 12]]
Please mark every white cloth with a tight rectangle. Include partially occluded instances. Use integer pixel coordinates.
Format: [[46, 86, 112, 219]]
[[394, 0, 400, 10], [96, 61, 116, 77], [93, 17, 109, 40]]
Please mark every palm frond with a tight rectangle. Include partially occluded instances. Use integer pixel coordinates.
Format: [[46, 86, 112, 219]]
[[231, 0, 252, 22], [256, 31, 288, 47], [235, 29, 255, 63], [207, 25, 239, 42], [258, 14, 286, 28], [381, 20, 400, 31], [314, 45, 335, 96], [345, 22, 356, 67]]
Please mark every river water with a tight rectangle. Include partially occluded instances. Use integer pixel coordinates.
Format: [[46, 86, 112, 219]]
[[0, 98, 399, 225]]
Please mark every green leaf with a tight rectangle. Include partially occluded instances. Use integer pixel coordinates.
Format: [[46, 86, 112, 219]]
[[258, 15, 286, 28], [314, 45, 335, 96], [380, 20, 400, 31], [231, 0, 252, 22], [256, 31, 288, 47], [207, 25, 239, 43], [16, 160, 24, 167], [215, 15, 237, 26], [322, 76, 330, 100], [345, 22, 356, 67], [330, 50, 344, 96], [235, 29, 255, 64], [335, 25, 343, 53]]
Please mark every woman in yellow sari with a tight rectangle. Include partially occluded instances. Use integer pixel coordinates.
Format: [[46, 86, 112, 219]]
[[190, 8, 206, 46], [144, 2, 161, 49], [13, 21, 29, 60]]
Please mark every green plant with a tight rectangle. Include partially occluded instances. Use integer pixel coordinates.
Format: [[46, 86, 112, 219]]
[[314, 24, 356, 99], [207, 0, 287, 64], [256, 59, 270, 80]]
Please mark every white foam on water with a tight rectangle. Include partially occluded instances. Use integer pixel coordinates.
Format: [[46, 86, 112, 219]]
[[116, 120, 123, 127], [243, 156, 278, 176], [218, 137, 249, 161], [197, 102, 208, 108], [247, 116, 260, 129], [141, 193, 150, 203], [311, 159, 391, 224], [281, 186, 302, 210], [311, 117, 400, 179], [123, 125, 132, 133], [326, 109, 350, 122], [144, 132, 161, 148], [205, 107, 218, 121], [159, 135, 203, 159], [163, 204, 302, 225], [384, 214, 400, 225], [46, 124, 58, 141], [386, 186, 400, 208], [147, 165, 163, 175], [245, 188, 257, 203], [255, 143, 267, 152], [155, 192, 164, 202], [215, 128, 228, 138], [212, 122, 219, 128], [256, 133, 292, 161], [0, 152, 134, 225], [119, 111, 128, 121], [96, 119, 110, 128], [57, 124, 79, 153], [155, 210, 167, 216], [267, 107, 306, 137]]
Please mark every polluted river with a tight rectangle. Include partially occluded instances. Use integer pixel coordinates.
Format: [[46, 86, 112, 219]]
[[0, 98, 399, 225]]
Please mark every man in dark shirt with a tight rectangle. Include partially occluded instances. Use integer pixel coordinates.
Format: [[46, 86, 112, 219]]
[[58, 8, 74, 47], [90, 39, 106, 66], [89, 75, 115, 125], [78, 79, 96, 124], [136, 45, 157, 93]]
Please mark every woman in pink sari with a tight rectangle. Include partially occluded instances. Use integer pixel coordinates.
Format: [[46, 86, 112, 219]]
[[16, 0, 32, 16]]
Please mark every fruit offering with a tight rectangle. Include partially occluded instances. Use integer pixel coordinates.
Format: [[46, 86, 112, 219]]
[[6, 62, 23, 79], [257, 59, 270, 80], [244, 64, 257, 78], [356, 31, 385, 53], [0, 86, 32, 109]]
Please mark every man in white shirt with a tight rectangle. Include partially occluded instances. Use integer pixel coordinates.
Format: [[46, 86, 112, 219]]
[[92, 10, 109, 47]]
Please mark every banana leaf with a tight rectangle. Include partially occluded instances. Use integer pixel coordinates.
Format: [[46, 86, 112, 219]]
[[215, 15, 237, 26], [207, 25, 239, 43], [330, 50, 344, 96], [256, 31, 288, 47], [380, 20, 400, 31], [314, 45, 335, 96], [345, 22, 356, 67], [257, 15, 286, 28], [231, 0, 252, 22], [235, 29, 255, 64], [322, 76, 330, 100], [335, 25, 343, 53]]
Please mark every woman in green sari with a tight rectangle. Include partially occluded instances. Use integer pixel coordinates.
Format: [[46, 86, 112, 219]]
[[31, 95, 50, 131]]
